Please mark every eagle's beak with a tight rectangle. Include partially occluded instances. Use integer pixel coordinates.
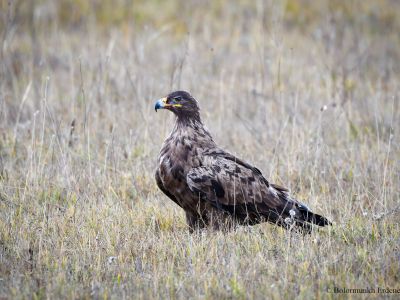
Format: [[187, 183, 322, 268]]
[[155, 97, 168, 112]]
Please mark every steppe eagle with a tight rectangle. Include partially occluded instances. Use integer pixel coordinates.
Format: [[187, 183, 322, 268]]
[[154, 91, 331, 233]]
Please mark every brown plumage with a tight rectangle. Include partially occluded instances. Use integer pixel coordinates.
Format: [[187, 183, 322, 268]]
[[155, 91, 331, 233]]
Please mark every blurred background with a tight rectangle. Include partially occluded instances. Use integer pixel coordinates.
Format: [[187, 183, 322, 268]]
[[0, 0, 399, 298], [1, 0, 398, 191]]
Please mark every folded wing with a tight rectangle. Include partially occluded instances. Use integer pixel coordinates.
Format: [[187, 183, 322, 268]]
[[186, 150, 331, 228]]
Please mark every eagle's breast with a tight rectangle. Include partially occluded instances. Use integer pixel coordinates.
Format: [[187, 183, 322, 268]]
[[157, 133, 196, 206], [156, 119, 217, 211]]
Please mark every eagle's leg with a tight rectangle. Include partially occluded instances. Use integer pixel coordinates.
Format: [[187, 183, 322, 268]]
[[185, 211, 206, 233], [205, 209, 237, 232]]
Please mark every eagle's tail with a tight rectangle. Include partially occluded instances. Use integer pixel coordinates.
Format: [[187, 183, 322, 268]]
[[299, 208, 332, 226], [290, 206, 331, 234], [276, 206, 332, 234], [272, 184, 332, 227]]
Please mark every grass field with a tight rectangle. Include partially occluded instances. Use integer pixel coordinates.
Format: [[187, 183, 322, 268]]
[[0, 0, 399, 299]]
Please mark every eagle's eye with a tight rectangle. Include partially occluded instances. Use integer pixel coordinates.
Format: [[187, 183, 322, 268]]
[[174, 96, 182, 102]]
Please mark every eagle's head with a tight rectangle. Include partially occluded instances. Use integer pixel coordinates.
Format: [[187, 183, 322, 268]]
[[155, 91, 200, 121]]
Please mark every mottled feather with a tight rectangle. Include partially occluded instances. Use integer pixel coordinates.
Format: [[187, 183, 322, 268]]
[[155, 91, 332, 232]]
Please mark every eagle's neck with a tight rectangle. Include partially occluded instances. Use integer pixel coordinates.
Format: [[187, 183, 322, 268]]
[[175, 111, 201, 125], [176, 116, 212, 135], [175, 115, 202, 129], [167, 116, 216, 150], [158, 116, 215, 170]]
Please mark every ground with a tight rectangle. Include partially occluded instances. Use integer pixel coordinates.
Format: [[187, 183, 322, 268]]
[[0, 0, 399, 299]]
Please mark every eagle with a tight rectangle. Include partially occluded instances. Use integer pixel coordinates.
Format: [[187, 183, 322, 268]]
[[154, 91, 331, 233]]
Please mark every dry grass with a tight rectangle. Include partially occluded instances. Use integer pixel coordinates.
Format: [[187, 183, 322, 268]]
[[0, 0, 399, 299]]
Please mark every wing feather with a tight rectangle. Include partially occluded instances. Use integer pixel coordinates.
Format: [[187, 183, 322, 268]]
[[186, 153, 291, 224], [186, 150, 332, 228]]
